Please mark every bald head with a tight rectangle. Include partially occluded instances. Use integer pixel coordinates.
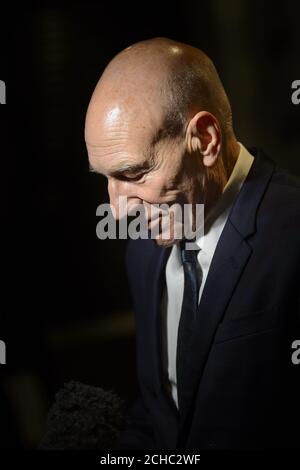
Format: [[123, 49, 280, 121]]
[[85, 37, 233, 147]]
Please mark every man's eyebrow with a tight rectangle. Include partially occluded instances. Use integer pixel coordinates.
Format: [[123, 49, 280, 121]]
[[89, 161, 151, 176], [111, 162, 152, 175]]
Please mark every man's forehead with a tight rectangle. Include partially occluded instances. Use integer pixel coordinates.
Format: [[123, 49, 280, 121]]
[[85, 88, 165, 176], [105, 106, 122, 126], [86, 102, 124, 139], [85, 102, 160, 164], [87, 142, 154, 176], [85, 102, 156, 146]]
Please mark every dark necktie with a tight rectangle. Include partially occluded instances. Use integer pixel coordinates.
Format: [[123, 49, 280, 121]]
[[176, 239, 201, 412]]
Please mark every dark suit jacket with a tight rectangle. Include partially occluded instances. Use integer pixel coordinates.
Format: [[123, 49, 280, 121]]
[[116, 148, 300, 450]]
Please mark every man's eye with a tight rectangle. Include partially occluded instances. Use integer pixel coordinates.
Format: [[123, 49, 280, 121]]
[[119, 173, 144, 182]]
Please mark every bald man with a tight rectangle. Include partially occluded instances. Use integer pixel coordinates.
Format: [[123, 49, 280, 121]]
[[85, 38, 300, 450]]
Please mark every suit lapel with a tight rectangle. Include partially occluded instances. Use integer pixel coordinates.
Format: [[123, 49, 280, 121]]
[[145, 244, 174, 392], [145, 241, 184, 445]]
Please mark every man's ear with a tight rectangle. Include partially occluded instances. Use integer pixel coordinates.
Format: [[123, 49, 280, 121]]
[[185, 111, 221, 167]]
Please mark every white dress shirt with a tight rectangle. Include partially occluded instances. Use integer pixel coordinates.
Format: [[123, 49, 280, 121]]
[[160, 142, 255, 408]]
